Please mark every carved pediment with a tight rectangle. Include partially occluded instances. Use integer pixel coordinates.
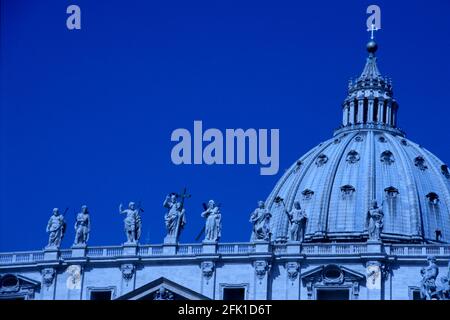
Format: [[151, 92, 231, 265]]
[[116, 277, 210, 300], [0, 274, 41, 300], [301, 264, 365, 286]]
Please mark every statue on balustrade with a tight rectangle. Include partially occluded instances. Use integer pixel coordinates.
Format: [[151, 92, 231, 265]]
[[420, 256, 439, 300], [201, 200, 222, 242], [119, 202, 142, 244], [250, 201, 272, 241], [163, 192, 187, 243], [46, 208, 67, 249], [367, 200, 384, 241], [74, 205, 90, 246], [287, 200, 308, 242]]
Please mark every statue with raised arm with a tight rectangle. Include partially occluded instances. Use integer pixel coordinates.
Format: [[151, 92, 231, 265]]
[[367, 200, 383, 241], [119, 201, 142, 244], [420, 256, 439, 300], [163, 193, 186, 243], [287, 200, 308, 242], [250, 201, 271, 241], [201, 200, 222, 242], [74, 205, 90, 246], [46, 208, 66, 249]]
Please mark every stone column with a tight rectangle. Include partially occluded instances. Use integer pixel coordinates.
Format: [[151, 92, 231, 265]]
[[377, 99, 384, 124], [349, 101, 355, 125], [357, 100, 364, 123], [368, 99, 374, 123]]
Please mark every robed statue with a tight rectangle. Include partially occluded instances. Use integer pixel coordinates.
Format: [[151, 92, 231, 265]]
[[119, 202, 142, 244], [201, 200, 222, 242], [46, 208, 67, 248], [367, 200, 383, 241], [420, 256, 439, 300], [250, 201, 271, 241], [163, 193, 187, 243], [287, 200, 308, 242], [74, 205, 90, 246]]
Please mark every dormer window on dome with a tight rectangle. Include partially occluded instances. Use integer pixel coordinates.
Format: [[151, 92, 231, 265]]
[[346, 150, 360, 164], [302, 189, 314, 200], [385, 186, 399, 199], [426, 192, 439, 205], [315, 154, 328, 167], [414, 156, 428, 171], [380, 151, 394, 165], [441, 165, 450, 179], [340, 185, 355, 199]]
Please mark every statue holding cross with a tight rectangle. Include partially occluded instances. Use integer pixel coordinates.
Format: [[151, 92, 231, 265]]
[[163, 188, 190, 244]]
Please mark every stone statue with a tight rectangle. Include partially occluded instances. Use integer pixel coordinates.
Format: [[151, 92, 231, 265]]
[[286, 200, 308, 242], [420, 256, 439, 300], [367, 200, 383, 241], [46, 208, 66, 249], [436, 276, 450, 300], [201, 200, 222, 242], [163, 193, 186, 243], [250, 201, 271, 241], [74, 205, 90, 246], [119, 202, 142, 244]]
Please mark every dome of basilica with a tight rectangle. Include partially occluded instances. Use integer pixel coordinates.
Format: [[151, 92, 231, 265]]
[[266, 41, 450, 244]]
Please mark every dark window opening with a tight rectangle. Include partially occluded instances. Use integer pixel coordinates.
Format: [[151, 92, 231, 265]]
[[363, 99, 368, 123], [411, 290, 422, 300], [353, 100, 358, 123], [316, 289, 349, 300], [223, 288, 245, 300], [90, 290, 112, 300], [373, 99, 379, 122], [382, 101, 388, 123]]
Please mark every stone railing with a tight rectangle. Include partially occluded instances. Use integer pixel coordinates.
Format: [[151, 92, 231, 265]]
[[388, 245, 450, 256], [1, 243, 450, 265]]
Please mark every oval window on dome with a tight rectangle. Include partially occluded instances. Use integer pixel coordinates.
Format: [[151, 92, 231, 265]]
[[378, 136, 386, 143]]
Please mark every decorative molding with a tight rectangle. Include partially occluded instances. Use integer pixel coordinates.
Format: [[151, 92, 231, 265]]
[[41, 268, 56, 287], [201, 261, 215, 282], [286, 262, 300, 282], [120, 264, 135, 282], [254, 260, 271, 282]]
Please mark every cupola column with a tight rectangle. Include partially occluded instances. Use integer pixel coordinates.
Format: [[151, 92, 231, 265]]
[[349, 101, 355, 125]]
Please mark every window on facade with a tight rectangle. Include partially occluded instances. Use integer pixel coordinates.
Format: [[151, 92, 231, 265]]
[[223, 287, 245, 300], [411, 289, 421, 300], [90, 290, 112, 300], [316, 289, 349, 300]]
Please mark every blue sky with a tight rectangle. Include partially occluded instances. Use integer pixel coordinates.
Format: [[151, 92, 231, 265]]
[[1, 0, 449, 251]]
